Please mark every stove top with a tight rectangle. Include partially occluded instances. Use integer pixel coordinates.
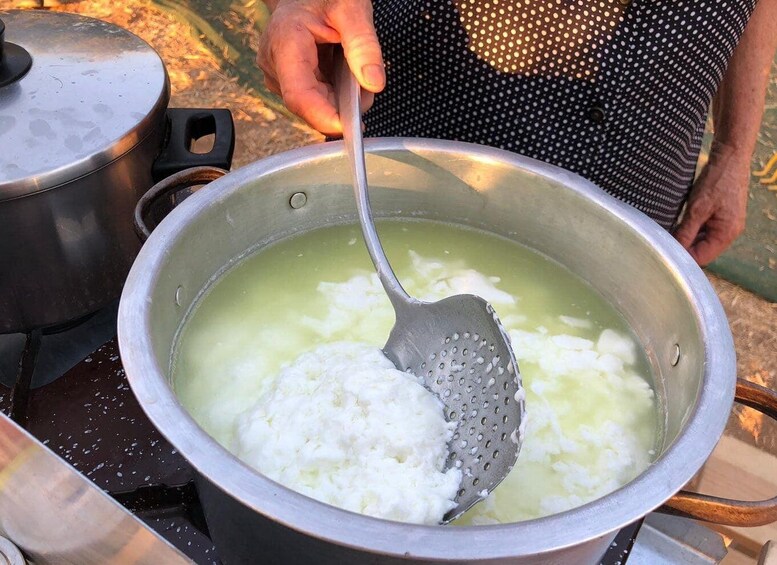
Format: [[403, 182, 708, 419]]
[[0, 316, 725, 564]]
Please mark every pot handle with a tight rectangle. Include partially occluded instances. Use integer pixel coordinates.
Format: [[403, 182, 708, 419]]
[[134, 166, 227, 241], [152, 108, 235, 181], [658, 378, 777, 526]]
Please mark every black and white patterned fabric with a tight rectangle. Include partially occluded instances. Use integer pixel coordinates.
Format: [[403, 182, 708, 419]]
[[364, 0, 758, 228]]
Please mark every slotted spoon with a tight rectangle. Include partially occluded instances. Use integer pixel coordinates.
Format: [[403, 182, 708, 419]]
[[334, 49, 526, 523]]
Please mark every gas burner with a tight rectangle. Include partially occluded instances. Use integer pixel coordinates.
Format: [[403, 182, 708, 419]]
[[0, 302, 119, 391]]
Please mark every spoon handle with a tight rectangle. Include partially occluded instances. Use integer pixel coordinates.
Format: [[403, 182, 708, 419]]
[[334, 48, 414, 311]]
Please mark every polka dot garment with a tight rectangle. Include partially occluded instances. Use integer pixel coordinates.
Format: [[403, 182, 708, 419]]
[[364, 0, 758, 229]]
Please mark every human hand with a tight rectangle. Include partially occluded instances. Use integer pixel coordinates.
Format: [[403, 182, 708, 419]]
[[257, 0, 385, 136], [673, 143, 751, 266]]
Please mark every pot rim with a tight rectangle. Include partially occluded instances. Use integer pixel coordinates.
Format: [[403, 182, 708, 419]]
[[118, 138, 735, 560]]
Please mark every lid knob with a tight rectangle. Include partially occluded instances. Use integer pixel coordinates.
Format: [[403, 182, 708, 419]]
[[0, 18, 33, 88]]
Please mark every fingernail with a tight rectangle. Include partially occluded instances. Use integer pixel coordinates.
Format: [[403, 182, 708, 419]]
[[361, 64, 385, 89]]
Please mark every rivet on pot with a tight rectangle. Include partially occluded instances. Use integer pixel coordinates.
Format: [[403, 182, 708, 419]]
[[289, 192, 307, 209], [671, 344, 681, 366], [175, 285, 184, 307]]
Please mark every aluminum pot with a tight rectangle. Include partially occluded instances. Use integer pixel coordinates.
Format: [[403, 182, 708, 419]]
[[118, 139, 777, 564], [0, 10, 234, 334]]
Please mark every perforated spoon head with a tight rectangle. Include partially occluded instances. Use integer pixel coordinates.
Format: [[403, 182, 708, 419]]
[[384, 295, 525, 523]]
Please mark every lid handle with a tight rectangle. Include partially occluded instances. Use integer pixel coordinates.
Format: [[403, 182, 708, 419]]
[[0, 18, 33, 88]]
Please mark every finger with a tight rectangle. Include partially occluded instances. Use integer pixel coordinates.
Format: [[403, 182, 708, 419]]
[[256, 31, 276, 77], [317, 44, 373, 111], [272, 31, 341, 134], [688, 234, 728, 266], [257, 41, 283, 95], [328, 1, 385, 92], [673, 209, 708, 250], [263, 73, 281, 95], [691, 212, 745, 265], [673, 188, 715, 250], [360, 90, 375, 113]]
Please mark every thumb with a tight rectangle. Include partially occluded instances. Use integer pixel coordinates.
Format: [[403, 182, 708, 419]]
[[673, 196, 713, 251], [688, 236, 723, 267], [328, 1, 385, 92]]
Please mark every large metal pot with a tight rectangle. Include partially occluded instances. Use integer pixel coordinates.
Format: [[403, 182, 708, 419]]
[[0, 10, 234, 334], [117, 139, 777, 564]]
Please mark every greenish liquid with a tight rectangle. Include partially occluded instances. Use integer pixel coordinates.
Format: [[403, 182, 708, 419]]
[[173, 220, 658, 523]]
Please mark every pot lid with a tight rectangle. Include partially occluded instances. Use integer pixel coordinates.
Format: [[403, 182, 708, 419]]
[[0, 10, 169, 200]]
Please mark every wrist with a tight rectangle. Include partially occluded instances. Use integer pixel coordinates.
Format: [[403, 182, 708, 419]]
[[708, 139, 754, 168]]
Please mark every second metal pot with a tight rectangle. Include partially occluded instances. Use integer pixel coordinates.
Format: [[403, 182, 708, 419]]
[[0, 9, 234, 334]]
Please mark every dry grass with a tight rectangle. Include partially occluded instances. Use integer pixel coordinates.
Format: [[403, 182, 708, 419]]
[[708, 274, 777, 453], [710, 275, 777, 381]]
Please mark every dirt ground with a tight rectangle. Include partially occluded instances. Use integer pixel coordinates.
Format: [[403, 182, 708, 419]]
[[4, 0, 775, 462]]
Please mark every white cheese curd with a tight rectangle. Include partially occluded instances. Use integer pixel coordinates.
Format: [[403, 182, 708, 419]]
[[407, 251, 517, 306], [233, 342, 462, 525], [173, 221, 658, 525], [293, 269, 655, 525]]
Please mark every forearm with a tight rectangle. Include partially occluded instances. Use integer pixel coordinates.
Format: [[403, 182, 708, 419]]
[[712, 0, 777, 158]]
